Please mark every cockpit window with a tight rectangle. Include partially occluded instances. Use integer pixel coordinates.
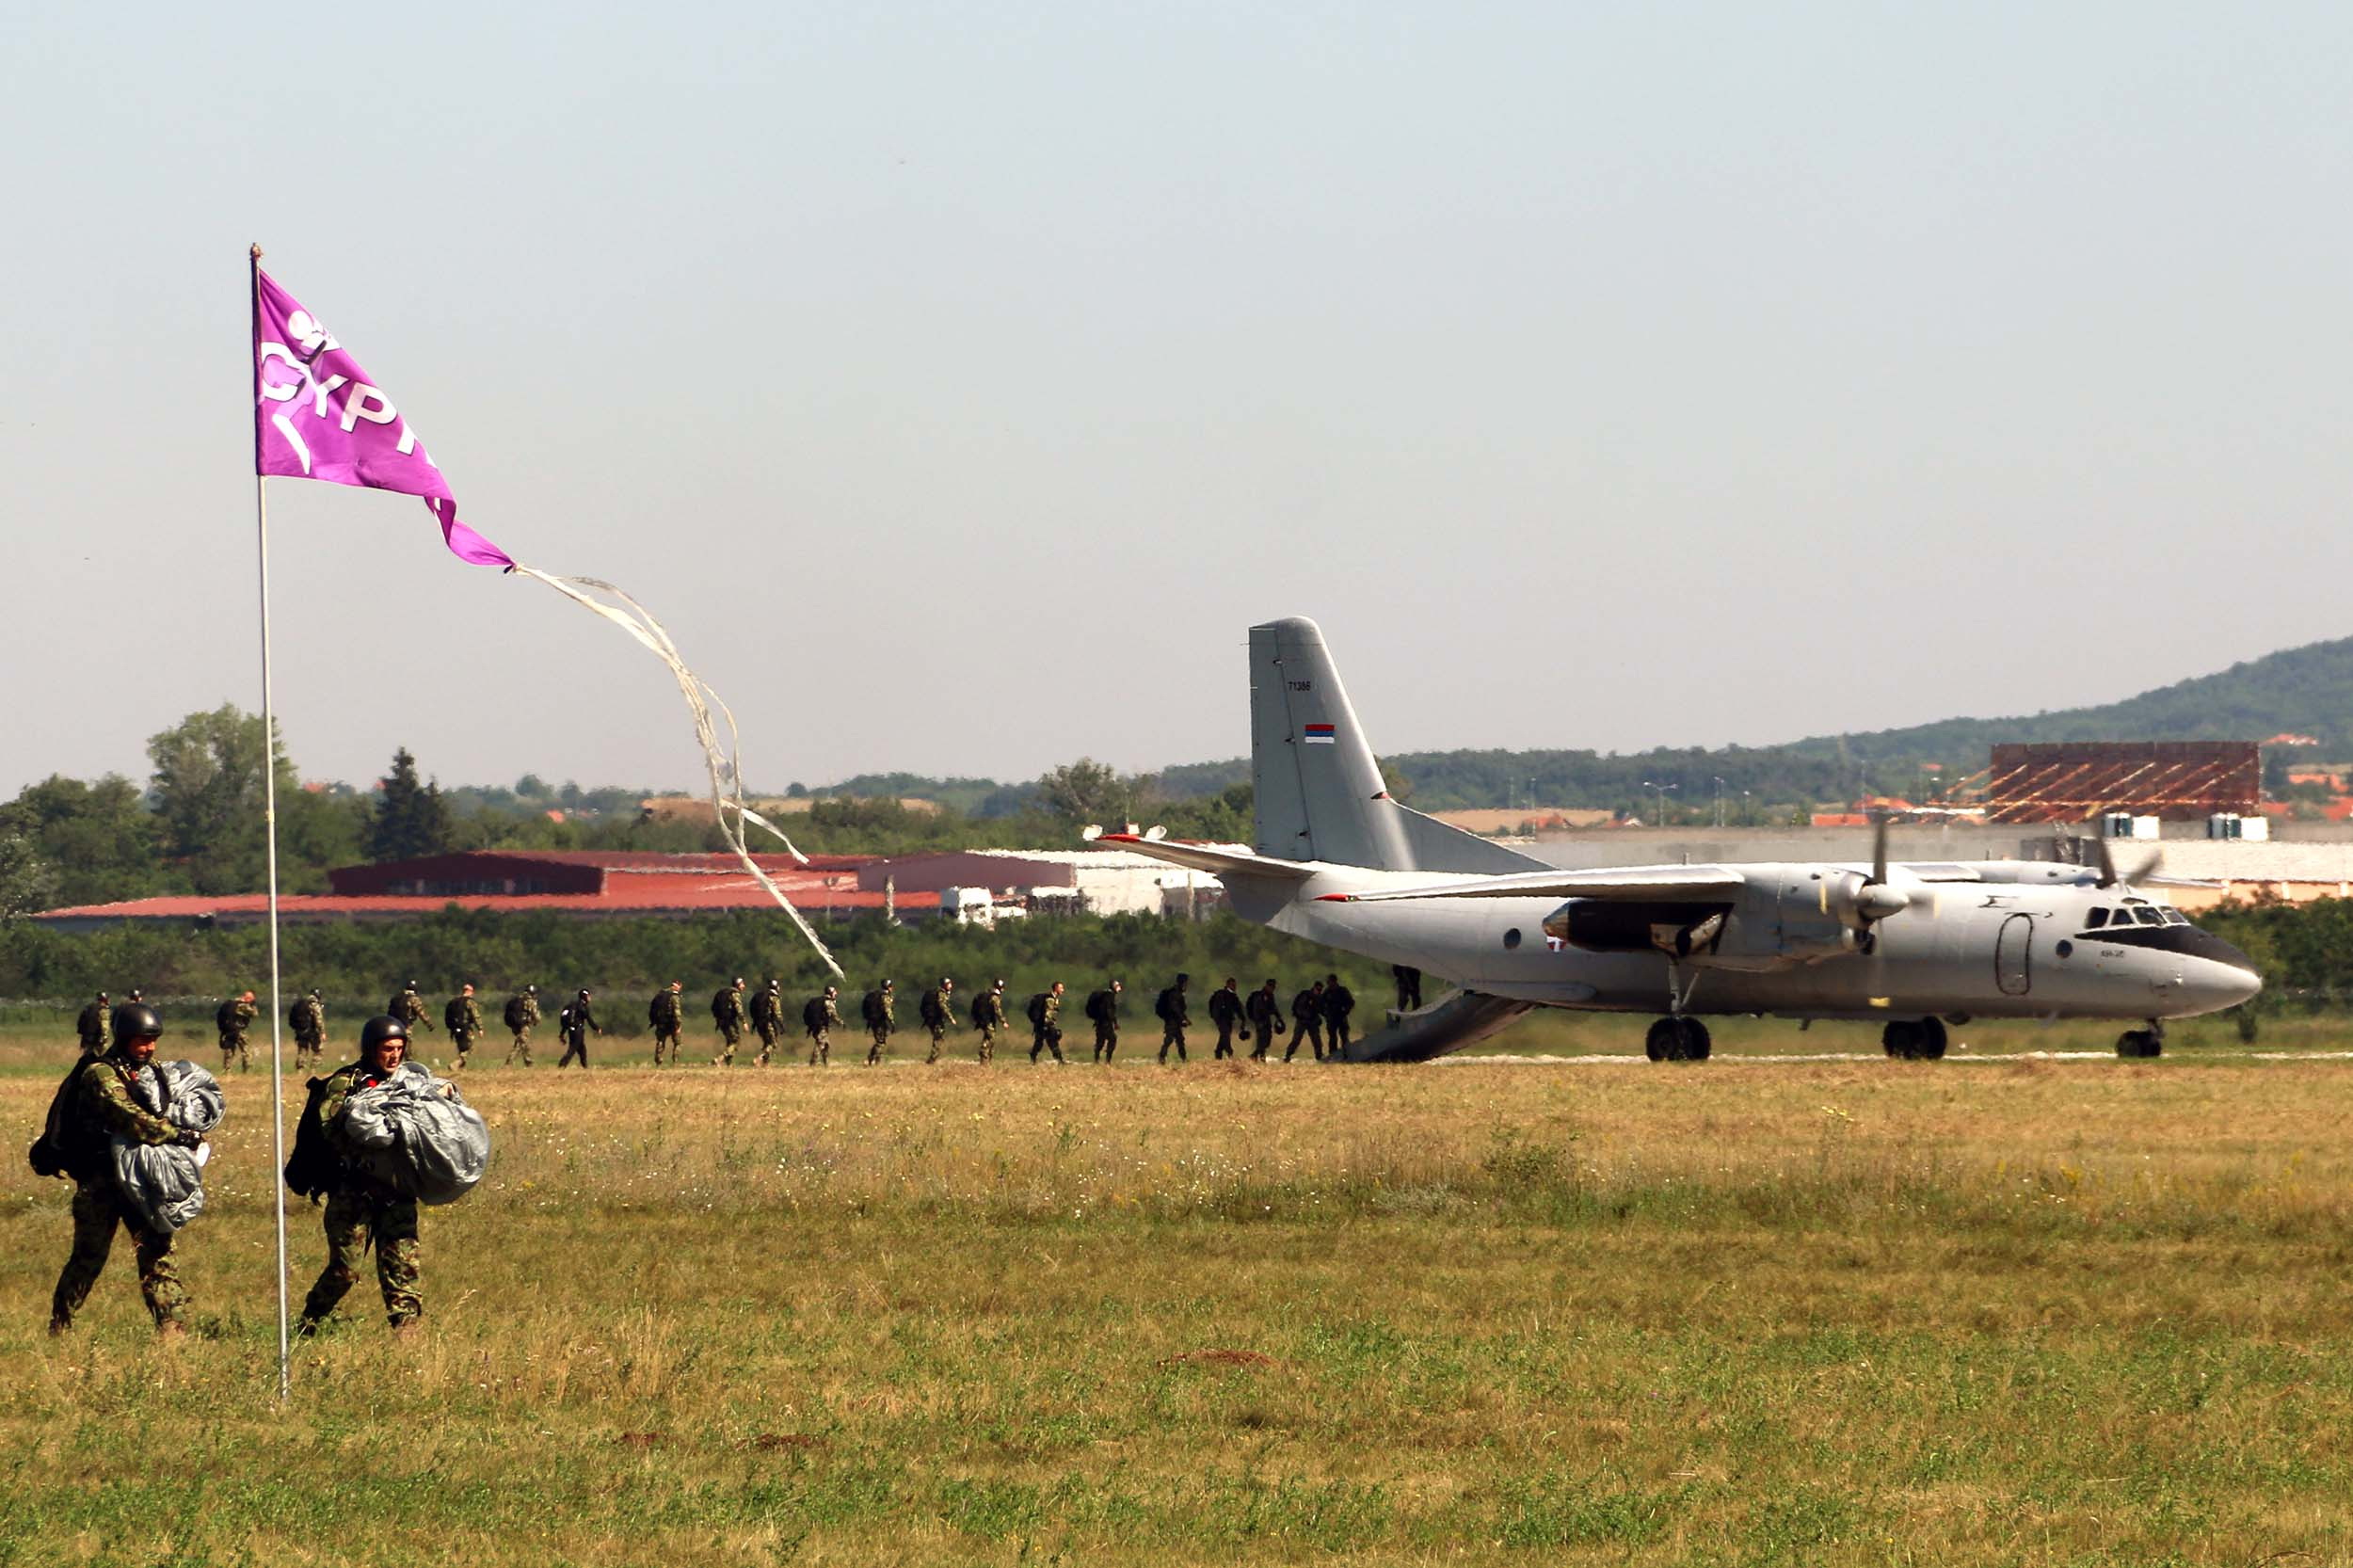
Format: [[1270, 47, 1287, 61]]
[[2134, 906, 2165, 926], [2163, 908, 2189, 925], [2084, 907, 2109, 929]]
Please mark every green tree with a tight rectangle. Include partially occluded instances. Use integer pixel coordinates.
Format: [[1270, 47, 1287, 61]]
[[0, 774, 166, 905], [0, 831, 60, 920], [368, 747, 454, 862], [148, 705, 297, 895], [1037, 759, 1133, 826]]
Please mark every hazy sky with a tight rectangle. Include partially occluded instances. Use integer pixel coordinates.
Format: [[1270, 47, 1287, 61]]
[[7, 4, 2350, 800]]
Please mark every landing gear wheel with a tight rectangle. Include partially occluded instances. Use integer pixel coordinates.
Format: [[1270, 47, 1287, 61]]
[[1677, 1017, 1712, 1061], [1644, 1017, 1712, 1062], [1918, 1017, 1948, 1061], [2116, 1029, 2163, 1059], [1883, 1020, 1922, 1059]]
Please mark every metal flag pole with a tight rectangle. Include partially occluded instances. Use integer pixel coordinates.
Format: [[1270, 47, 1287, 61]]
[[250, 242, 291, 1401]]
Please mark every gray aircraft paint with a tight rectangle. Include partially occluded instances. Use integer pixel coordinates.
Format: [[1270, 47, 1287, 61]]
[[1121, 616, 2262, 1058]]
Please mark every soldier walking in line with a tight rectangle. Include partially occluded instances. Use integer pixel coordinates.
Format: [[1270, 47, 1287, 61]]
[[1392, 965, 1422, 1013], [1028, 982, 1067, 1064], [711, 977, 747, 1065], [557, 988, 602, 1068], [1084, 980, 1124, 1064], [388, 982, 436, 1037], [1155, 974, 1191, 1063], [1244, 980, 1285, 1062], [1287, 979, 1326, 1062], [216, 989, 258, 1073], [74, 992, 110, 1054], [748, 979, 783, 1066], [861, 980, 896, 1064], [648, 981, 684, 1065], [443, 984, 484, 1072], [919, 977, 956, 1064], [291, 988, 328, 1071], [504, 984, 540, 1065], [803, 985, 840, 1065], [1321, 974, 1356, 1058], [293, 1016, 424, 1336], [1208, 977, 1244, 1060], [40, 1002, 199, 1337], [969, 980, 1007, 1064]]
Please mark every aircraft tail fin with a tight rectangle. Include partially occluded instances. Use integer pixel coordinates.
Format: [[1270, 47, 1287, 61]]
[[1248, 617, 1547, 875]]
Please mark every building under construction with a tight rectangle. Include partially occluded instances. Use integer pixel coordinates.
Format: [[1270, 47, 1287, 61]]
[[1985, 741, 2260, 824]]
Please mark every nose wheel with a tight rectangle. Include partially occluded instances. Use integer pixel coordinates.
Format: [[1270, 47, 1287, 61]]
[[1881, 1017, 1948, 1060], [1644, 1016, 1712, 1062], [2116, 1022, 2164, 1059]]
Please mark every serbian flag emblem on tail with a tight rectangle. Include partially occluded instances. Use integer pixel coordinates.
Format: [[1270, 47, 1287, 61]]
[[1303, 723, 1337, 745]]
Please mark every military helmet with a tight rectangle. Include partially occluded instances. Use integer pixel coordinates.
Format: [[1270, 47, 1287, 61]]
[[359, 1015, 408, 1052], [526, 984, 538, 994], [112, 1002, 164, 1044], [767, 979, 780, 991], [96, 990, 109, 1001], [405, 980, 418, 990], [579, 988, 592, 999]]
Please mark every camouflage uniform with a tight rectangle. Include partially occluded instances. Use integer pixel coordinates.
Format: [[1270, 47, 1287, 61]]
[[803, 990, 840, 1065], [49, 1048, 190, 1332], [862, 983, 896, 1064], [970, 984, 1007, 1064], [443, 992, 484, 1071], [504, 988, 540, 1065], [74, 996, 109, 1053], [1288, 984, 1325, 1062], [648, 986, 684, 1065], [1244, 984, 1285, 1062], [290, 992, 327, 1071], [1156, 977, 1191, 1063], [919, 981, 956, 1064], [216, 994, 257, 1072], [558, 993, 601, 1068], [1085, 984, 1122, 1064], [1028, 986, 1066, 1064], [1208, 983, 1244, 1060], [297, 1060, 422, 1331], [1321, 979, 1356, 1057], [712, 983, 747, 1065], [388, 986, 436, 1036], [749, 983, 783, 1065]]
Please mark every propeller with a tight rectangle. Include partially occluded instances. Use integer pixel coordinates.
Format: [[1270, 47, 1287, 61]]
[[1834, 814, 1912, 953], [2090, 834, 2163, 889]]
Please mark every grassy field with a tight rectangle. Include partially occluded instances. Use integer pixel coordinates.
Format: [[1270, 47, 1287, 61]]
[[5, 1010, 2353, 1565]]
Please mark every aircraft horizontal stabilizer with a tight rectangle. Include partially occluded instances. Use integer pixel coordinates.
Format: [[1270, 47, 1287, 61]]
[[1094, 833, 1318, 881], [1321, 866, 1747, 904]]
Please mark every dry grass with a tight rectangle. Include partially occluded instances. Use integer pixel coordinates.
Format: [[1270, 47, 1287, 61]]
[[4, 1032, 2353, 1564]]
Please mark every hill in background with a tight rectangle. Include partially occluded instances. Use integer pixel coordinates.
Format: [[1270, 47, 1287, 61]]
[[848, 633, 2353, 815]]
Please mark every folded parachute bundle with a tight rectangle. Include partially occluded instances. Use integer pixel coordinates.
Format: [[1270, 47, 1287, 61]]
[[336, 1063, 491, 1206], [111, 1060, 227, 1235]]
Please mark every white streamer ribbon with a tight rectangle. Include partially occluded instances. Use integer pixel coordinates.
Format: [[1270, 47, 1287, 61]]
[[507, 566, 843, 979]]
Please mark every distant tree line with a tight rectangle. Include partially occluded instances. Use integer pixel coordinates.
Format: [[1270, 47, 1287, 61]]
[[0, 910, 1392, 1034]]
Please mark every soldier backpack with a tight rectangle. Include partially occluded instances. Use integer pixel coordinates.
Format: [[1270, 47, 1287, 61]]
[[504, 994, 529, 1031], [1026, 992, 1049, 1029], [216, 999, 237, 1032], [711, 989, 732, 1024], [27, 1051, 103, 1181], [443, 998, 469, 1032], [802, 997, 826, 1032], [282, 1075, 343, 1203], [1155, 987, 1177, 1020]]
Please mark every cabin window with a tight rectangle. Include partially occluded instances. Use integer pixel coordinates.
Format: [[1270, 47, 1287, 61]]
[[2134, 906, 2165, 926], [2084, 908, 2109, 929], [1502, 927, 1522, 950]]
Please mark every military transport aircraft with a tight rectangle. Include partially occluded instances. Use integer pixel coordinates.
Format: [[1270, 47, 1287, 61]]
[[1101, 617, 2262, 1063]]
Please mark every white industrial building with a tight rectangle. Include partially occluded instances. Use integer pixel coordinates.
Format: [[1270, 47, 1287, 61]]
[[856, 848, 1229, 920]]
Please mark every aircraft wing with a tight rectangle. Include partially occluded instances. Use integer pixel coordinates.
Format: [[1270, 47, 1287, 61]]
[[1320, 866, 1747, 904], [1092, 833, 1318, 881]]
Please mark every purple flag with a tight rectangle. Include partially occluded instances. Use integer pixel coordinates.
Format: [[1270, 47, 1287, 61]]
[[252, 269, 511, 568]]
